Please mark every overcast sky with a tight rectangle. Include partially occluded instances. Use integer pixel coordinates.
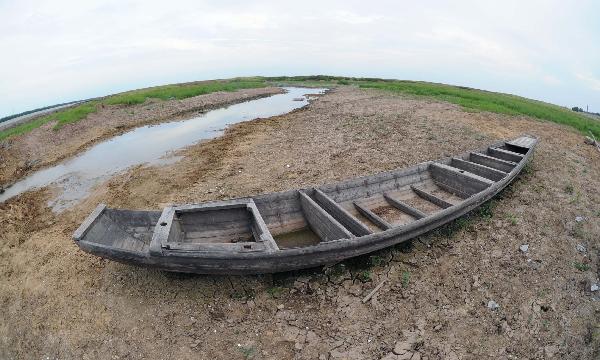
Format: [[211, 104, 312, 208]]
[[1, 0, 599, 118]]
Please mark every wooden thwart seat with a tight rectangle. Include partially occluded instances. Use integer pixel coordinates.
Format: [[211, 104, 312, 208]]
[[429, 162, 494, 198], [410, 185, 454, 209], [383, 193, 427, 219], [353, 201, 393, 230], [450, 158, 506, 182], [299, 191, 354, 242], [312, 189, 372, 236], [470, 152, 517, 173], [488, 147, 524, 163]]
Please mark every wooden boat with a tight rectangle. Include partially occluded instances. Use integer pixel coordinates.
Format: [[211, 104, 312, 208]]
[[74, 135, 538, 274]]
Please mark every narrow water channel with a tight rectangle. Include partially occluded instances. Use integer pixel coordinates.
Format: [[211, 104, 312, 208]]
[[0, 87, 327, 211]]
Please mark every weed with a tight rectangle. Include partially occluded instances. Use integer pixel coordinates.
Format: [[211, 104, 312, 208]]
[[505, 213, 518, 226], [337, 79, 351, 85], [239, 346, 256, 359], [478, 201, 495, 220], [572, 223, 585, 239], [402, 271, 411, 288], [267, 286, 284, 299], [564, 184, 574, 194], [570, 190, 582, 204], [595, 210, 600, 217], [369, 255, 385, 267], [357, 270, 372, 282], [573, 262, 590, 271]]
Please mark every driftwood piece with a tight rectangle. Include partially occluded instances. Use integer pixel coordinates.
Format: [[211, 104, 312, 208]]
[[362, 279, 387, 303]]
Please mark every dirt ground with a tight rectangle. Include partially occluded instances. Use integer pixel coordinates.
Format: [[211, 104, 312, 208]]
[[1, 86, 599, 359]]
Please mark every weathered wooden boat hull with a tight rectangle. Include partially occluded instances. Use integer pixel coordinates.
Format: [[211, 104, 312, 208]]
[[74, 136, 538, 274]]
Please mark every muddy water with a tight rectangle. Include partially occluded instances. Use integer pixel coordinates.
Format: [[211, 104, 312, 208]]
[[0, 87, 327, 211]]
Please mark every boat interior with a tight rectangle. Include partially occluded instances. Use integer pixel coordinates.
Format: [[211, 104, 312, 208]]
[[76, 137, 534, 254]]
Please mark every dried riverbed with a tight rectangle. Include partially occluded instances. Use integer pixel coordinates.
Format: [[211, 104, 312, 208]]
[[1, 86, 599, 359]]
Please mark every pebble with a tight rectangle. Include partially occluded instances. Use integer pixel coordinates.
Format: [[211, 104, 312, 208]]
[[433, 324, 443, 331], [487, 300, 500, 310], [591, 284, 599, 292], [575, 216, 584, 223], [519, 244, 529, 253], [277, 304, 285, 310], [576, 244, 586, 253]]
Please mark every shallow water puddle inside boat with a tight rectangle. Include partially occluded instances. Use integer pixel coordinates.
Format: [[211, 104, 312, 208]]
[[0, 87, 327, 211], [273, 227, 321, 249]]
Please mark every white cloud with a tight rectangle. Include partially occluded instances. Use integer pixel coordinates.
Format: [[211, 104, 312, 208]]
[[576, 72, 600, 92]]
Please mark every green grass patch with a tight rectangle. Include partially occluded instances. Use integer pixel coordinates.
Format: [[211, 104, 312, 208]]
[[356, 80, 600, 138], [104, 80, 266, 106], [0, 79, 266, 141], [573, 261, 590, 271], [0, 102, 98, 141]]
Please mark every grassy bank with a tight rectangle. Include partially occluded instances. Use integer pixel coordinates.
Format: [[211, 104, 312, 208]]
[[0, 79, 266, 141], [357, 80, 600, 138], [264, 76, 600, 138]]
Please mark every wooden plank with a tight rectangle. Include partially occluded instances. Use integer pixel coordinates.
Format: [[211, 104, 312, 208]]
[[450, 158, 506, 182], [410, 186, 454, 209], [487, 147, 523, 162], [429, 163, 494, 197], [313, 189, 372, 236], [469, 152, 517, 173], [299, 191, 354, 242], [507, 136, 536, 149], [353, 202, 393, 230], [382, 193, 427, 219]]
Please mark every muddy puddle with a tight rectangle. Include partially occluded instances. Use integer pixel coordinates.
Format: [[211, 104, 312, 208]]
[[0, 87, 327, 211]]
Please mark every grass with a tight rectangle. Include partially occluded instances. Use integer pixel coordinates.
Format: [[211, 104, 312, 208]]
[[266, 286, 284, 299], [573, 261, 590, 271], [0, 79, 266, 141], [103, 79, 266, 106], [264, 76, 600, 139], [356, 80, 600, 139], [0, 102, 98, 141], [401, 271, 411, 288]]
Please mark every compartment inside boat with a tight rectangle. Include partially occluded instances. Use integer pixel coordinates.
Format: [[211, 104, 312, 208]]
[[155, 199, 275, 251], [273, 227, 321, 249], [76, 207, 161, 252], [254, 190, 351, 249], [171, 206, 255, 244]]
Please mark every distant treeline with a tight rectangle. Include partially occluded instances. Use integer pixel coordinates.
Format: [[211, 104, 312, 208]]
[[0, 100, 82, 124]]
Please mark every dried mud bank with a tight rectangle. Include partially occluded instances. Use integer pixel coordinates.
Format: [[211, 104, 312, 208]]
[[0, 86, 283, 187], [1, 86, 599, 359]]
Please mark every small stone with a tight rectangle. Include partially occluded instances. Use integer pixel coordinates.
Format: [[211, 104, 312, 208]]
[[576, 244, 587, 253], [433, 324, 442, 331], [381, 353, 399, 360], [277, 304, 285, 310], [591, 284, 599, 292], [544, 345, 558, 358], [487, 300, 500, 310], [575, 216, 584, 223], [519, 244, 529, 253], [393, 341, 412, 355]]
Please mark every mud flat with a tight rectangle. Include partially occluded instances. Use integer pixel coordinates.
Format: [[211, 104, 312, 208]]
[[1, 86, 599, 359]]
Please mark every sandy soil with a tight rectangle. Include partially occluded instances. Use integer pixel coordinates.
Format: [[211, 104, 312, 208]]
[[1, 86, 599, 359], [0, 86, 283, 187]]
